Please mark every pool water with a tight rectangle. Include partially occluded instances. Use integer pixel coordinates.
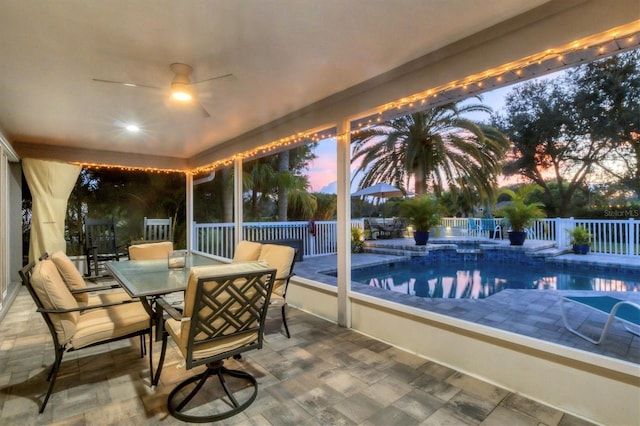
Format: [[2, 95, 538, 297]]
[[351, 260, 640, 299]]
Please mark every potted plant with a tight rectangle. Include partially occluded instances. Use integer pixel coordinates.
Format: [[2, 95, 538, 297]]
[[497, 185, 545, 246], [351, 227, 365, 253], [567, 226, 591, 254], [398, 195, 442, 245]]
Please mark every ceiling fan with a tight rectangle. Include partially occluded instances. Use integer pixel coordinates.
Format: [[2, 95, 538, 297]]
[[92, 63, 232, 117]]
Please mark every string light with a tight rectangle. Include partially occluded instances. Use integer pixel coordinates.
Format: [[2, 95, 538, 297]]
[[80, 23, 640, 176]]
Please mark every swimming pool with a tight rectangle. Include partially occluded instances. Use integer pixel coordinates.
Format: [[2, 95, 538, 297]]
[[351, 259, 640, 299]]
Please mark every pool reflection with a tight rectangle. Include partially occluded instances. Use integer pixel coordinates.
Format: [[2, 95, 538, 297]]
[[356, 262, 639, 299]]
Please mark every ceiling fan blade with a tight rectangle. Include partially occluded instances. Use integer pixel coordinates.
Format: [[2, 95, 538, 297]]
[[191, 73, 233, 85], [198, 102, 211, 118], [92, 78, 161, 90]]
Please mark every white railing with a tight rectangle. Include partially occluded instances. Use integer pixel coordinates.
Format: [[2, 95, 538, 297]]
[[193, 220, 365, 259], [441, 217, 638, 256], [193, 217, 638, 258]]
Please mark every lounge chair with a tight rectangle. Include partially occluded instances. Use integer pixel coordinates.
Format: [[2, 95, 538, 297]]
[[467, 218, 479, 237], [480, 218, 501, 239], [560, 295, 640, 344]]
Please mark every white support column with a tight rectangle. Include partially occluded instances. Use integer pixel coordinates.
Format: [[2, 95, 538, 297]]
[[0, 146, 7, 305], [185, 173, 193, 252], [336, 120, 351, 328], [234, 157, 244, 245]]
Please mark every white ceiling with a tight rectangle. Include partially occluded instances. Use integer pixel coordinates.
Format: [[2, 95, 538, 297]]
[[0, 0, 551, 159]]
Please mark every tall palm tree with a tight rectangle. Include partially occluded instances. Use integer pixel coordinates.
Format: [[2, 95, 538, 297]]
[[351, 100, 509, 205]]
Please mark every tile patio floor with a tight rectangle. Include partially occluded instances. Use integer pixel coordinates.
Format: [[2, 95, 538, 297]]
[[0, 285, 597, 425]]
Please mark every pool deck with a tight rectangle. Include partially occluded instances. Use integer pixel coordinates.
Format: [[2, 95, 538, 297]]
[[294, 238, 640, 364]]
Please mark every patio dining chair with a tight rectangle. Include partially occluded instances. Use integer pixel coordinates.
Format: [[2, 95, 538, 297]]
[[19, 257, 152, 413], [257, 244, 297, 338], [232, 240, 298, 338], [128, 240, 174, 260], [49, 250, 147, 354], [154, 262, 276, 422]]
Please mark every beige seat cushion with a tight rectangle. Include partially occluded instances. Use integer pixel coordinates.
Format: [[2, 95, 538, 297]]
[[166, 261, 271, 362], [71, 301, 150, 349], [129, 241, 174, 260], [30, 259, 80, 345], [50, 250, 89, 304], [232, 240, 262, 262], [258, 244, 295, 296]]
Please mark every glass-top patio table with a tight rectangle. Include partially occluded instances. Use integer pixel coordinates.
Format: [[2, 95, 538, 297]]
[[106, 253, 222, 298], [106, 254, 223, 340]]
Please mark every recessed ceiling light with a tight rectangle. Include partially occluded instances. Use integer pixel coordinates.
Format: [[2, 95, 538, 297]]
[[126, 124, 140, 132]]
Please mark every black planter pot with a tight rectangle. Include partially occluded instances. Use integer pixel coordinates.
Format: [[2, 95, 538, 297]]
[[508, 231, 526, 246], [572, 243, 590, 255], [414, 230, 430, 246]]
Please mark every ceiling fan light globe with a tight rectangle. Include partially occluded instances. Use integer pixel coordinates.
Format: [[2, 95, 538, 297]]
[[172, 91, 192, 101], [171, 82, 193, 102]]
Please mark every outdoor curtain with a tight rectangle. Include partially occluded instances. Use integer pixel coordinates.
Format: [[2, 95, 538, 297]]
[[23, 158, 81, 263]]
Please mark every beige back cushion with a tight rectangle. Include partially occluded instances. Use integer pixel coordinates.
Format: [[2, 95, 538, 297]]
[[30, 259, 79, 345], [50, 250, 89, 304], [232, 240, 262, 262], [258, 244, 295, 296], [169, 261, 271, 361], [129, 241, 174, 260]]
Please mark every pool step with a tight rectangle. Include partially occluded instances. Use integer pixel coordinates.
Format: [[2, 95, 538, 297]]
[[364, 240, 429, 257], [456, 248, 481, 254]]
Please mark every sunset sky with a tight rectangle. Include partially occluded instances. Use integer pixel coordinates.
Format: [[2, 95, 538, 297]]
[[304, 84, 516, 194]]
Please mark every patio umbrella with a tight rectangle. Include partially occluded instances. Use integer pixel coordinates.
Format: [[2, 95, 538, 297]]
[[351, 182, 405, 198], [351, 183, 407, 221]]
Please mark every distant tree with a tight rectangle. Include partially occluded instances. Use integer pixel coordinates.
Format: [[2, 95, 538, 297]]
[[351, 100, 509, 207], [312, 193, 337, 220], [243, 143, 318, 221], [571, 50, 640, 195], [495, 50, 640, 215]]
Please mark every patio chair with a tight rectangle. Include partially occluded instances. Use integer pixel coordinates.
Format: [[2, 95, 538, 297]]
[[143, 217, 173, 241], [363, 218, 379, 240], [467, 218, 479, 237], [560, 295, 640, 344], [231, 241, 298, 338], [84, 217, 128, 277], [258, 244, 297, 338], [128, 240, 174, 260], [19, 257, 152, 413], [480, 218, 501, 239], [49, 250, 146, 354], [154, 262, 276, 422]]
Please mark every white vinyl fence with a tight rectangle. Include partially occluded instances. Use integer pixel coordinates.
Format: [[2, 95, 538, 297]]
[[193, 217, 638, 258], [193, 220, 365, 259], [441, 217, 638, 255]]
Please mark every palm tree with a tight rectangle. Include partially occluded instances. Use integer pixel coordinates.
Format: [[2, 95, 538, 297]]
[[351, 100, 509, 205], [244, 143, 319, 221]]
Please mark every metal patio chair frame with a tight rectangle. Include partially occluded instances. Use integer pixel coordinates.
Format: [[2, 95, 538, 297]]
[[19, 256, 152, 413], [155, 265, 276, 422], [560, 295, 640, 344]]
